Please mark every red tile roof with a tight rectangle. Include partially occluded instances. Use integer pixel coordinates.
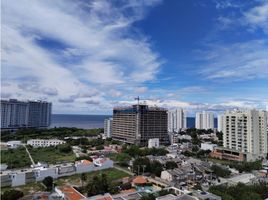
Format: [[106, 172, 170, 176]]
[[58, 186, 86, 200]]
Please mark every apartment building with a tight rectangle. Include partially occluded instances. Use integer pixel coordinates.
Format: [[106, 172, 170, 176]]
[[27, 139, 66, 147], [217, 114, 224, 132], [168, 109, 187, 132], [222, 109, 267, 161], [112, 104, 169, 146], [195, 111, 214, 130], [104, 117, 113, 138], [1, 99, 52, 129]]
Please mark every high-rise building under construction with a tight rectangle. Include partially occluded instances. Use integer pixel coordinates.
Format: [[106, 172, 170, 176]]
[[112, 104, 169, 146]]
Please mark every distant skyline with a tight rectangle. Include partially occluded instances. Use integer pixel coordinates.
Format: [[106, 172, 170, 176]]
[[2, 0, 268, 115]]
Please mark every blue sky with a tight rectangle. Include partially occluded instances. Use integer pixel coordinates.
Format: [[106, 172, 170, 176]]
[[2, 0, 268, 115]]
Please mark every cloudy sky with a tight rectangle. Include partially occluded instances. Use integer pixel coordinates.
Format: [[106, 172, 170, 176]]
[[2, 0, 268, 115]]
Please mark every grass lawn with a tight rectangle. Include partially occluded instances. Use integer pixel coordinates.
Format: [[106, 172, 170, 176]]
[[1, 147, 31, 168], [1, 182, 45, 196], [55, 168, 130, 187], [29, 146, 76, 164]]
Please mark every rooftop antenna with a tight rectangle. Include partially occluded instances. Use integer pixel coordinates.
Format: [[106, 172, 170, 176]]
[[135, 96, 140, 105]]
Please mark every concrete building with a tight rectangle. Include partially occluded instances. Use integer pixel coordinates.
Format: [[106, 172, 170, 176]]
[[1, 99, 29, 129], [148, 138, 160, 148], [222, 109, 267, 161], [195, 111, 214, 130], [201, 143, 217, 151], [168, 109, 187, 132], [112, 104, 169, 146], [1, 99, 52, 130], [0, 157, 113, 187], [27, 139, 66, 147], [104, 118, 113, 138], [217, 114, 224, 132], [6, 141, 22, 149]]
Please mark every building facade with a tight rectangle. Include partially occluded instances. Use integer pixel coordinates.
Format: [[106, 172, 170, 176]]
[[27, 139, 66, 147], [112, 104, 169, 146], [104, 117, 113, 138], [217, 114, 224, 132], [1, 99, 52, 129], [168, 109, 187, 132], [195, 111, 214, 130], [222, 109, 267, 161]]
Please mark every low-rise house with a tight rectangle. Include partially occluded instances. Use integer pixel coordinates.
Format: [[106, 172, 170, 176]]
[[6, 141, 22, 149], [161, 167, 195, 183], [55, 186, 86, 200], [192, 190, 221, 200], [0, 157, 114, 187], [200, 143, 217, 151], [75, 159, 94, 173], [27, 139, 66, 147]]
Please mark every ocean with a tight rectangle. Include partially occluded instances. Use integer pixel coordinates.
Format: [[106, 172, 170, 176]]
[[51, 114, 218, 129]]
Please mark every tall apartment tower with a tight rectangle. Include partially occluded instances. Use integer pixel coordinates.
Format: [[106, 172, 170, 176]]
[[217, 114, 224, 132], [168, 109, 187, 132], [112, 104, 168, 146], [222, 109, 267, 160], [104, 118, 113, 138], [195, 111, 214, 130], [1, 99, 52, 129]]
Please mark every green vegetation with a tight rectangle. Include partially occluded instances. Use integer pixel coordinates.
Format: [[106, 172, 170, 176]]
[[1, 127, 103, 142], [211, 165, 231, 177], [133, 157, 163, 177], [1, 189, 24, 200], [122, 145, 168, 158], [54, 168, 129, 187], [28, 145, 75, 164], [166, 161, 177, 170], [1, 182, 44, 196], [114, 153, 132, 166], [208, 158, 262, 173], [209, 181, 268, 200], [42, 176, 53, 191], [1, 147, 31, 169]]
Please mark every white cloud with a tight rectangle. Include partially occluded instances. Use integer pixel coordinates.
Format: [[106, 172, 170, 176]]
[[244, 1, 268, 33], [1, 0, 162, 113], [198, 40, 268, 80]]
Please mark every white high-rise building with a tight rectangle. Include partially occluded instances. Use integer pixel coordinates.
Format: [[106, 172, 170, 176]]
[[1, 99, 52, 129], [222, 109, 267, 160], [217, 114, 224, 132], [168, 109, 187, 132], [104, 118, 113, 138], [195, 111, 214, 130]]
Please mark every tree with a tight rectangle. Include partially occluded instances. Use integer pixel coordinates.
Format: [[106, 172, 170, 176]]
[[81, 173, 87, 188], [150, 161, 163, 177], [1, 190, 24, 200], [166, 161, 177, 170], [57, 144, 72, 153], [42, 176, 53, 191], [133, 157, 151, 174], [115, 153, 131, 166], [211, 165, 231, 178]]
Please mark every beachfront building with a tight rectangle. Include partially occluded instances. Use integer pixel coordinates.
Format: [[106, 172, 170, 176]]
[[168, 109, 187, 132], [1, 99, 52, 130], [112, 104, 169, 146], [104, 117, 113, 138], [195, 111, 214, 130]]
